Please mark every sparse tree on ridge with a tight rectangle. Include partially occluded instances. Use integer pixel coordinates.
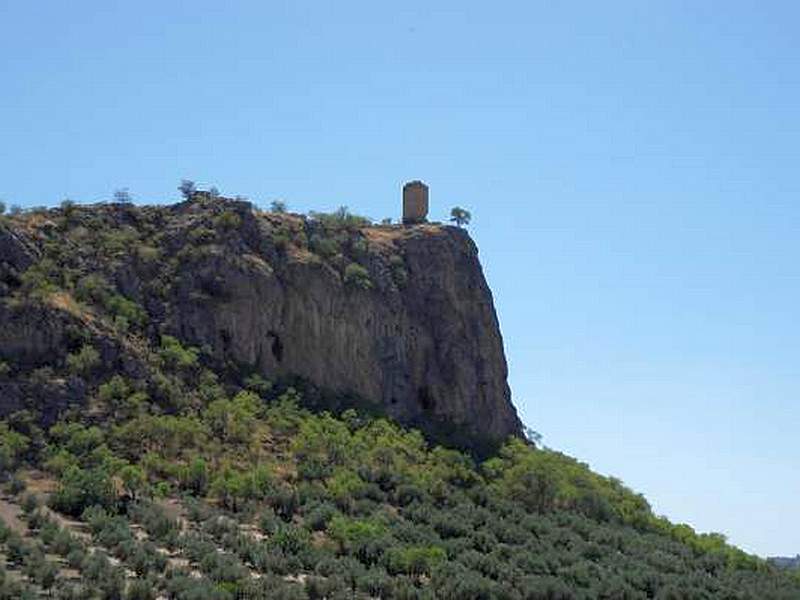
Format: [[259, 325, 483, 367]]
[[449, 206, 471, 227], [60, 198, 77, 219], [178, 179, 196, 200], [113, 188, 132, 204]]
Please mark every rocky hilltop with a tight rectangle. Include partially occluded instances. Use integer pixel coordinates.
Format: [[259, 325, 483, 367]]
[[4, 195, 800, 600], [0, 195, 521, 448]]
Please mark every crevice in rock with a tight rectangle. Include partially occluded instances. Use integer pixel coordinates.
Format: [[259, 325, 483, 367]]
[[268, 331, 283, 363], [418, 386, 435, 411]]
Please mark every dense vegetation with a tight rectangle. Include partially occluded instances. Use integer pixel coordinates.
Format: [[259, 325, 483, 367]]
[[1, 194, 799, 598], [3, 378, 800, 598]]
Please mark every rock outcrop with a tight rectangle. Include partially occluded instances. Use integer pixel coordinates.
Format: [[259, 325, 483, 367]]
[[0, 197, 522, 446], [0, 221, 39, 294]]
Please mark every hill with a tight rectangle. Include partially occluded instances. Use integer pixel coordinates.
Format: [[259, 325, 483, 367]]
[[0, 193, 520, 452], [1, 194, 799, 599]]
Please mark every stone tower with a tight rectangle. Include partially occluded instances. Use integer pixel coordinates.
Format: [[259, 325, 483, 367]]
[[402, 180, 429, 225]]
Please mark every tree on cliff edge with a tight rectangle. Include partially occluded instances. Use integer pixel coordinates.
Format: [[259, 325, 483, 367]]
[[450, 206, 472, 227], [178, 179, 196, 200]]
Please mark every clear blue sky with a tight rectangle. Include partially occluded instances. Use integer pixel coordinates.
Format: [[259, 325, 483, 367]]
[[2, 1, 798, 556]]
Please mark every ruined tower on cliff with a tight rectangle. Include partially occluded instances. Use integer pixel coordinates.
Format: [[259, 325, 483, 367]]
[[402, 180, 429, 224]]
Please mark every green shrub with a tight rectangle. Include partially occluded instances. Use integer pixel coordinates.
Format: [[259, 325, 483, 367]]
[[19, 260, 59, 298], [265, 484, 300, 521], [100, 227, 140, 255], [305, 573, 350, 599], [351, 238, 368, 254], [210, 467, 251, 511], [259, 509, 281, 536], [48, 422, 105, 459], [106, 294, 148, 329], [66, 344, 100, 376], [214, 211, 242, 231], [385, 545, 446, 577], [49, 465, 117, 516], [309, 234, 340, 258], [152, 480, 171, 498], [98, 375, 149, 419], [180, 456, 210, 496], [264, 390, 306, 436], [297, 455, 333, 481], [311, 207, 370, 229], [112, 414, 208, 460], [244, 373, 273, 396], [270, 523, 311, 555], [159, 335, 200, 369], [126, 578, 158, 600], [66, 547, 86, 570], [0, 423, 29, 475], [203, 390, 262, 444], [303, 502, 337, 532], [119, 464, 148, 500], [188, 226, 217, 244], [75, 273, 109, 304], [390, 255, 408, 287], [134, 243, 160, 263], [344, 263, 372, 290], [327, 515, 390, 566], [50, 527, 81, 557], [129, 502, 181, 543], [484, 438, 652, 524]]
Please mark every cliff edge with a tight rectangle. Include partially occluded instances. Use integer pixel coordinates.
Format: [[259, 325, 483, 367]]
[[0, 196, 522, 447]]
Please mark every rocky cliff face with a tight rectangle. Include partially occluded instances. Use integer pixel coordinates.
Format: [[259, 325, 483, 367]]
[[0, 197, 522, 445]]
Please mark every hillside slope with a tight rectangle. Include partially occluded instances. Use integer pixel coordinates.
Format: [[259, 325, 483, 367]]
[[1, 196, 799, 598]]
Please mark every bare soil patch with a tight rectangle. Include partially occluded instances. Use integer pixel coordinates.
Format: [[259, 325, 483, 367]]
[[0, 495, 26, 535]]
